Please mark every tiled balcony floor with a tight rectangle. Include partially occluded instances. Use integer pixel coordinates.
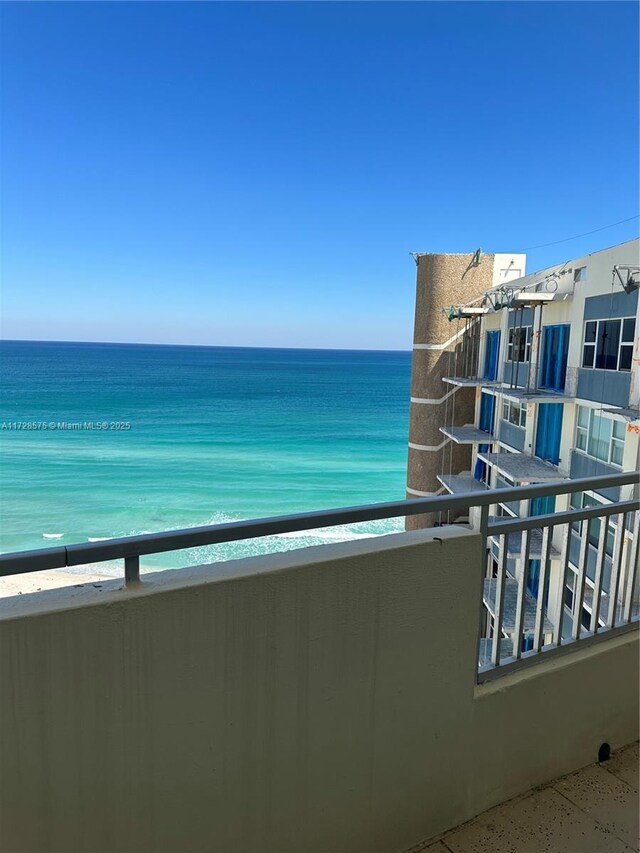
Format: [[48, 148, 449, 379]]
[[412, 742, 639, 853]]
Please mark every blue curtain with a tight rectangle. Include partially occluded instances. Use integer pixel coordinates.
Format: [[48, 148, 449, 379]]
[[479, 392, 495, 433], [530, 495, 556, 516], [483, 331, 500, 380], [535, 403, 563, 464], [474, 443, 489, 481], [528, 494, 556, 601], [540, 325, 569, 392]]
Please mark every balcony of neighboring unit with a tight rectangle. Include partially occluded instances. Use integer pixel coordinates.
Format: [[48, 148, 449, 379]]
[[483, 578, 554, 635], [497, 385, 574, 404], [439, 425, 494, 444], [437, 472, 489, 495], [509, 291, 559, 307], [444, 305, 490, 321], [486, 272, 575, 311], [442, 376, 501, 388], [602, 405, 640, 422], [576, 369, 632, 408], [478, 451, 567, 484], [488, 524, 562, 560]]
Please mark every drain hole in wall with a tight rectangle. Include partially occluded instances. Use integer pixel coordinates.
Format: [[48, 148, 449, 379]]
[[598, 743, 611, 763]]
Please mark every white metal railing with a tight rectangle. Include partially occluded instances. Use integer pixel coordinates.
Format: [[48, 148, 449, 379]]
[[1, 471, 638, 682], [479, 493, 639, 682]]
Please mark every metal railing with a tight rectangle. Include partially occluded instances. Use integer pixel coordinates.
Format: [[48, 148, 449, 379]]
[[1, 471, 638, 682]]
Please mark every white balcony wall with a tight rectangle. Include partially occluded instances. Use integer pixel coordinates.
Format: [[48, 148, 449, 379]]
[[1, 527, 638, 853]]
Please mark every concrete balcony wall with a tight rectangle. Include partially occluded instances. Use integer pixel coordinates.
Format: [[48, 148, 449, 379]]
[[0, 528, 638, 853], [498, 419, 526, 452], [576, 368, 631, 408], [569, 450, 622, 501]]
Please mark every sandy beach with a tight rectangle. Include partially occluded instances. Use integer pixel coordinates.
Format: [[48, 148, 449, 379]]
[[0, 567, 120, 599]]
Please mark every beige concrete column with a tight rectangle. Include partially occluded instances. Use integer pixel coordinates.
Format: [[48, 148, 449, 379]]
[[406, 252, 497, 529]]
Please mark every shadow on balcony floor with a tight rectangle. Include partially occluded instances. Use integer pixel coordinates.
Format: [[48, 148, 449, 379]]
[[410, 742, 639, 853]]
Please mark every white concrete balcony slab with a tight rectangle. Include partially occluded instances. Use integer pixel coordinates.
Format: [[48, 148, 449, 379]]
[[442, 376, 501, 388], [603, 406, 640, 422], [437, 472, 489, 494], [497, 385, 574, 404], [439, 425, 494, 444], [478, 451, 568, 484]]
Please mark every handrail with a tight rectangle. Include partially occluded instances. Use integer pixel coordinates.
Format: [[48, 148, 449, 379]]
[[0, 471, 637, 578], [487, 499, 639, 536]]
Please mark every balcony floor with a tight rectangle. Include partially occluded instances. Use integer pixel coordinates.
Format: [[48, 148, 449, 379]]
[[411, 741, 639, 853]]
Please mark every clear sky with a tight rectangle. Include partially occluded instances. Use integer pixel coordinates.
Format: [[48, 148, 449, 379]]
[[1, 1, 638, 350]]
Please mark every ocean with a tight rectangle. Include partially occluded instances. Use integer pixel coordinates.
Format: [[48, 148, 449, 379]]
[[0, 340, 411, 573]]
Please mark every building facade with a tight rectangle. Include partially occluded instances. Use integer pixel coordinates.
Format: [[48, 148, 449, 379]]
[[408, 238, 640, 647]]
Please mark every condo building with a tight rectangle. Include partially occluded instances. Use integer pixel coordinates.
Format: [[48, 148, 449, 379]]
[[407, 238, 640, 651]]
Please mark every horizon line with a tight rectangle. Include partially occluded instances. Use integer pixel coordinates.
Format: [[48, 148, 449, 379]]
[[0, 337, 412, 355]]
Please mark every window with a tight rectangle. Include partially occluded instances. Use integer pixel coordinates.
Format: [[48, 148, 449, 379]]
[[574, 266, 587, 283], [502, 399, 527, 428], [564, 566, 602, 630], [582, 317, 636, 371], [575, 406, 625, 466], [620, 318, 635, 370], [570, 492, 616, 557], [507, 326, 532, 363]]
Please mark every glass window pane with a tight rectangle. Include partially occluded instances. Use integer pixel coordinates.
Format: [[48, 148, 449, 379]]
[[588, 517, 601, 549], [587, 413, 612, 462], [606, 524, 615, 558], [622, 318, 635, 342], [595, 320, 621, 370], [577, 406, 590, 428], [612, 420, 625, 439], [611, 442, 624, 465], [584, 321, 597, 343], [619, 345, 632, 371], [582, 345, 595, 368], [576, 430, 587, 451]]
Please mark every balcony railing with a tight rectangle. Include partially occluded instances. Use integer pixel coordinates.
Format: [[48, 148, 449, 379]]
[[1, 471, 638, 683]]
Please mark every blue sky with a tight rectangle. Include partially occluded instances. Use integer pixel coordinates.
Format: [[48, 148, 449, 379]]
[[1, 1, 638, 350]]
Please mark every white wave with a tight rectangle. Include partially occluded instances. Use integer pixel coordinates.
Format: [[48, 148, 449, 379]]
[[43, 532, 64, 540], [88, 537, 110, 542], [277, 528, 382, 542]]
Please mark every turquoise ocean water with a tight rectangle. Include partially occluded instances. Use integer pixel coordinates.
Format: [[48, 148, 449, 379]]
[[1, 341, 411, 573]]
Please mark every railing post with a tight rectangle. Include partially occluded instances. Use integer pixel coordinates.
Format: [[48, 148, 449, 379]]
[[124, 555, 140, 586], [623, 510, 639, 623], [512, 528, 531, 659], [607, 513, 627, 629], [553, 523, 571, 646], [491, 532, 509, 666], [533, 524, 553, 652], [475, 504, 490, 677], [572, 518, 591, 641], [590, 517, 608, 634]]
